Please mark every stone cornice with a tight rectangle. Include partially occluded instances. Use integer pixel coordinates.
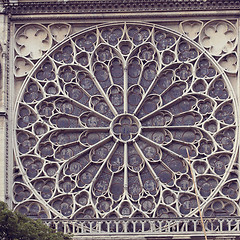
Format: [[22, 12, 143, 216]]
[[3, 0, 240, 15]]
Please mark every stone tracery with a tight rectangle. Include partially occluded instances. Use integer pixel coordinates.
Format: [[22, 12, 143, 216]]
[[13, 22, 238, 221]]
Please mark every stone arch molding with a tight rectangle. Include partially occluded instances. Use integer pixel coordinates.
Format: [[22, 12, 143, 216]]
[[13, 21, 239, 220]]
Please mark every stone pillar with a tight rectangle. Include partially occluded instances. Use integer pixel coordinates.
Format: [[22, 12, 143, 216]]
[[0, 4, 8, 203]]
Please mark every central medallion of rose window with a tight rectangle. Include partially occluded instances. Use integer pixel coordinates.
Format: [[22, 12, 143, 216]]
[[14, 22, 238, 221], [111, 114, 140, 142]]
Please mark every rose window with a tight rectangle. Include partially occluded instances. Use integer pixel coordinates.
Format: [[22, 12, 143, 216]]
[[14, 22, 238, 219]]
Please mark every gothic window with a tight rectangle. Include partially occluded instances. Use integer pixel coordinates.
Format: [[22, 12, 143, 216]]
[[13, 22, 238, 220]]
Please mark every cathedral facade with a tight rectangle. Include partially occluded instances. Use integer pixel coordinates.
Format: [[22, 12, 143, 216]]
[[0, 0, 240, 239]]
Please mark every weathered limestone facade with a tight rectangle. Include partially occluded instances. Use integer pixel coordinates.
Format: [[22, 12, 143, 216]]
[[0, 2, 8, 202], [2, 0, 240, 239]]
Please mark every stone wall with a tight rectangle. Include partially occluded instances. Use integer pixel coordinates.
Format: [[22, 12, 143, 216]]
[[1, 1, 240, 238]]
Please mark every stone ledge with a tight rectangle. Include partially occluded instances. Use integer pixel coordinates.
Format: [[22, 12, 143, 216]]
[[2, 0, 240, 15]]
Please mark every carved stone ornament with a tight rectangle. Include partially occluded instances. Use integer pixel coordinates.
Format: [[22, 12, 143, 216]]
[[13, 22, 239, 221], [200, 20, 237, 56], [3, 0, 240, 15], [15, 24, 52, 60]]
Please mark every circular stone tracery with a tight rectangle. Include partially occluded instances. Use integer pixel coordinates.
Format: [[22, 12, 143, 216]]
[[14, 22, 238, 220], [111, 114, 141, 142]]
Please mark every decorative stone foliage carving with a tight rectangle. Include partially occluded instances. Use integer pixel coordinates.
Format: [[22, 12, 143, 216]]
[[13, 21, 238, 221], [3, 0, 240, 16]]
